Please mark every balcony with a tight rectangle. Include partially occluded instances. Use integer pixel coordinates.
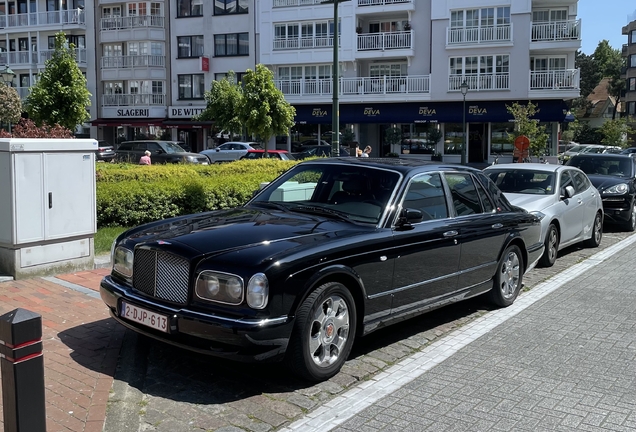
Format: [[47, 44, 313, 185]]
[[530, 69, 580, 91], [273, 0, 322, 6], [447, 24, 512, 46], [448, 74, 510, 92], [40, 48, 87, 64], [102, 94, 166, 107], [275, 75, 430, 102], [100, 15, 165, 31], [358, 0, 412, 6], [531, 20, 581, 42], [274, 36, 335, 50], [357, 31, 412, 51], [0, 51, 38, 67], [0, 9, 85, 29], [101, 55, 166, 69]]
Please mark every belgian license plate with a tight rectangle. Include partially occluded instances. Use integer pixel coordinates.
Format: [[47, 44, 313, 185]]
[[120, 301, 169, 333]]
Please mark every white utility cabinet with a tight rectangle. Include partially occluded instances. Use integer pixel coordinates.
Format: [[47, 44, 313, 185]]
[[0, 138, 98, 279]]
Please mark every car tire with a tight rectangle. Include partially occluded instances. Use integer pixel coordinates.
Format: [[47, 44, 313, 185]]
[[623, 204, 636, 232], [585, 212, 604, 247], [285, 282, 357, 382], [539, 224, 559, 267], [489, 244, 523, 308]]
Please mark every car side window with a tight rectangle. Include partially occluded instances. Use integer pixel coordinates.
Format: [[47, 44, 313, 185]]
[[402, 173, 448, 221], [560, 171, 574, 195], [119, 143, 132, 151], [474, 179, 495, 213], [444, 173, 482, 216], [219, 144, 231, 150], [572, 171, 590, 194], [132, 143, 146, 151], [147, 142, 162, 152]]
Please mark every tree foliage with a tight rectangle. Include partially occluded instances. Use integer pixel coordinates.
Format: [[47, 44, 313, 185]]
[[25, 32, 91, 131], [506, 101, 549, 159], [568, 120, 602, 144], [198, 64, 296, 147], [0, 84, 22, 128], [599, 119, 634, 147], [0, 118, 74, 138]]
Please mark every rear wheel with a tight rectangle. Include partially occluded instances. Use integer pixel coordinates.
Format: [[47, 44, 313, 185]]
[[539, 224, 559, 267], [585, 212, 603, 247], [490, 245, 523, 307], [285, 282, 357, 382]]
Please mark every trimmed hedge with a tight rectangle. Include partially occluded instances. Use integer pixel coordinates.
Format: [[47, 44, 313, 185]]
[[96, 160, 298, 227]]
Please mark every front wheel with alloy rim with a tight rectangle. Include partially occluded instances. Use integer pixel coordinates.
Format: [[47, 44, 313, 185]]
[[585, 211, 604, 247], [490, 244, 524, 307], [623, 204, 636, 232], [285, 282, 357, 382], [539, 224, 559, 267]]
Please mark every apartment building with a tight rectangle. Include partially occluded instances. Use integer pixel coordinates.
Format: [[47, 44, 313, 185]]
[[623, 19, 636, 123], [262, 0, 581, 162], [0, 0, 96, 135]]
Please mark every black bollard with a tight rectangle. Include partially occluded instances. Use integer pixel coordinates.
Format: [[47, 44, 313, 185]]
[[0, 308, 46, 432]]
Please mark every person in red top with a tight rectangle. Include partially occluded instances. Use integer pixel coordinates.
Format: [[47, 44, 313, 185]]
[[139, 150, 152, 165]]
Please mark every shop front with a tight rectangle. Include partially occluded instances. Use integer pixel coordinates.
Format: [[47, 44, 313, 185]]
[[91, 107, 168, 148], [165, 106, 213, 153], [292, 100, 571, 163]]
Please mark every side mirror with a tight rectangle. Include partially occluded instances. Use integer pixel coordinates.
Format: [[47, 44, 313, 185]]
[[396, 208, 423, 229], [215, 148, 220, 152], [561, 185, 575, 199]]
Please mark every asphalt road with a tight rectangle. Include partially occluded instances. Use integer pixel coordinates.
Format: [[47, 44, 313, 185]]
[[104, 225, 634, 432]]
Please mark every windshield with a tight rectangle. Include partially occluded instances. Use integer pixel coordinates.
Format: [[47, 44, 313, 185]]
[[567, 145, 587, 153], [250, 163, 401, 224], [163, 142, 187, 153], [568, 157, 634, 177], [486, 169, 556, 195]]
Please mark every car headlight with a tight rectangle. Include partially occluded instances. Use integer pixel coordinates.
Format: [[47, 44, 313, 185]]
[[530, 211, 546, 220], [186, 155, 197, 162], [195, 271, 244, 305], [602, 183, 629, 195], [113, 246, 133, 278], [247, 273, 269, 309]]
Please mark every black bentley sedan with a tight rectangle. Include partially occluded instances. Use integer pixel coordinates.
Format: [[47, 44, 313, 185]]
[[567, 154, 636, 231], [100, 158, 543, 381]]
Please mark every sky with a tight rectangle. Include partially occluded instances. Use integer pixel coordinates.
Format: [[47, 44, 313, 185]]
[[578, 0, 636, 54]]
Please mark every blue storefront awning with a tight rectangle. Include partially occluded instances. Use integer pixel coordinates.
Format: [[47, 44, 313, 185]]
[[293, 100, 571, 124]]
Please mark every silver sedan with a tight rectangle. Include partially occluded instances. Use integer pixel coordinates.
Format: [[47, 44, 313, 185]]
[[200, 142, 261, 163], [484, 163, 603, 267]]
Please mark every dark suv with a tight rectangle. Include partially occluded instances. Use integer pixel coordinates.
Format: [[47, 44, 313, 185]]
[[115, 140, 208, 164]]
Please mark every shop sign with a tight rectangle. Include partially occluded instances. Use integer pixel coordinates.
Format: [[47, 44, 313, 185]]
[[415, 106, 438, 123], [168, 106, 206, 119], [363, 107, 381, 117], [102, 107, 167, 119], [116, 108, 148, 117]]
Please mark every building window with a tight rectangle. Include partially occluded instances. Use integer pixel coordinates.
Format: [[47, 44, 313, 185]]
[[632, 30, 636, 44], [532, 9, 568, 22], [214, 33, 249, 56], [628, 78, 636, 92], [214, 0, 248, 15], [178, 74, 205, 99], [449, 54, 510, 90], [491, 123, 515, 154], [631, 54, 636, 68], [450, 7, 510, 28], [443, 124, 464, 155], [177, 36, 204, 58], [177, 0, 203, 17], [214, 72, 247, 83], [628, 102, 635, 116]]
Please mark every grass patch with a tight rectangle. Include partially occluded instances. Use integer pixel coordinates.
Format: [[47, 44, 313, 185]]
[[95, 226, 129, 255]]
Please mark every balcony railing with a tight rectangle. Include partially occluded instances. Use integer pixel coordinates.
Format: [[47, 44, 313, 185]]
[[275, 75, 430, 96], [358, 31, 412, 51], [531, 19, 581, 42], [40, 48, 87, 64], [530, 69, 580, 90], [101, 55, 166, 69], [449, 74, 510, 92], [273, 0, 322, 6], [358, 0, 413, 5], [102, 94, 166, 106], [0, 9, 85, 28], [100, 15, 165, 31], [0, 51, 38, 65], [447, 24, 512, 45], [274, 36, 336, 50]]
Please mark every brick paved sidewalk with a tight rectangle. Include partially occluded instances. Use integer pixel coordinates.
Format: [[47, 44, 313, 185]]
[[0, 268, 123, 432]]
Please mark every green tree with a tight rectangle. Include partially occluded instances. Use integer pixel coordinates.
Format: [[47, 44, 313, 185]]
[[239, 64, 296, 148], [575, 51, 601, 99], [599, 119, 634, 147], [570, 120, 602, 144], [197, 72, 244, 137], [506, 101, 549, 160], [25, 32, 91, 131], [592, 40, 624, 120], [0, 84, 22, 132]]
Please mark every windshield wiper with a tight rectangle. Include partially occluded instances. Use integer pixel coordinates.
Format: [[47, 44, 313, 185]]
[[249, 201, 289, 211], [291, 205, 352, 222]]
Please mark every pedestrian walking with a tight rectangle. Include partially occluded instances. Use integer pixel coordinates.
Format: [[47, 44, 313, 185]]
[[361, 146, 371, 157]]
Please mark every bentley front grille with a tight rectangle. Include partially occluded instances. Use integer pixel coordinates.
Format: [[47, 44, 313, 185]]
[[133, 249, 190, 305]]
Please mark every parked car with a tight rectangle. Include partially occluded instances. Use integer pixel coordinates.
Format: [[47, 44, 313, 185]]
[[620, 147, 636, 155], [485, 163, 603, 267], [115, 140, 209, 164], [200, 142, 261, 162], [292, 139, 331, 152], [101, 158, 543, 381], [294, 145, 351, 160], [578, 145, 622, 155], [96, 140, 116, 162], [557, 144, 591, 164], [240, 149, 295, 160], [566, 154, 636, 231]]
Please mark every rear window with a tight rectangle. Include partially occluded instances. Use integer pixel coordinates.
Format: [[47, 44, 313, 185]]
[[118, 143, 133, 151]]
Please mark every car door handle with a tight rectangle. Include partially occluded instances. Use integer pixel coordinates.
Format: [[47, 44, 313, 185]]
[[443, 230, 458, 237], [492, 223, 503, 229]]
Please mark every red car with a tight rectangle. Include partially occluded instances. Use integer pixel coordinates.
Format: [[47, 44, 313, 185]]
[[240, 149, 295, 161]]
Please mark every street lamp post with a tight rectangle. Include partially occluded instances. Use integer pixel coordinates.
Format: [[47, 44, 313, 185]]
[[460, 80, 469, 165], [1, 65, 16, 134], [323, 0, 350, 157]]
